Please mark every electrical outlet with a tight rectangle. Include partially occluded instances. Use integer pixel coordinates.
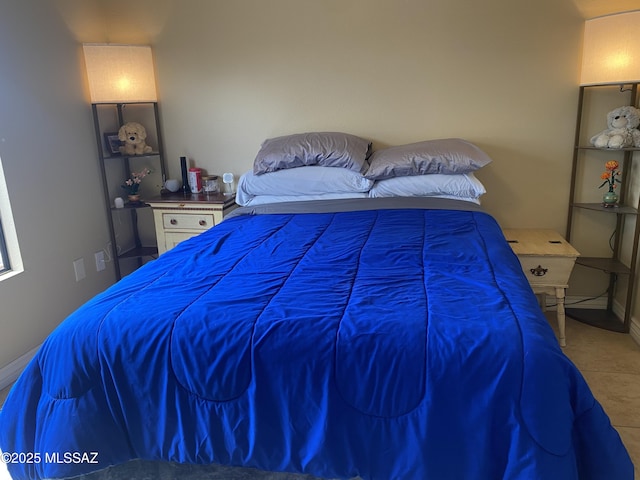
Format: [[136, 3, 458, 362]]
[[94, 251, 106, 272], [73, 258, 86, 282]]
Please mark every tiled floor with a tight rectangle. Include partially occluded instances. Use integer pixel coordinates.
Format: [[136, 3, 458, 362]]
[[551, 313, 640, 477], [0, 315, 638, 476]]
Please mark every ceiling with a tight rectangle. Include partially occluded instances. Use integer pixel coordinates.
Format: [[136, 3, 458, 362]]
[[573, 0, 640, 18], [49, 0, 640, 45]]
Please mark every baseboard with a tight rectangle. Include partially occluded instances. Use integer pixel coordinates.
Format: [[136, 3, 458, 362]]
[[608, 298, 639, 343], [559, 296, 640, 345], [630, 317, 640, 346], [0, 345, 39, 390]]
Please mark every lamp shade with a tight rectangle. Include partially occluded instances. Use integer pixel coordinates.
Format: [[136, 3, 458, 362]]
[[83, 44, 157, 103], [580, 11, 640, 86]]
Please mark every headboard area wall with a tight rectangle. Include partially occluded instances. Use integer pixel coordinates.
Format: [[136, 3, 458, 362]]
[[152, 0, 583, 231]]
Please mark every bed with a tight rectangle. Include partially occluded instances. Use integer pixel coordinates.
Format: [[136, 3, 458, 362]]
[[0, 134, 633, 480]]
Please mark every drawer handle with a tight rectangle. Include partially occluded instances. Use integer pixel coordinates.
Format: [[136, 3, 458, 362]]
[[170, 219, 178, 225], [199, 220, 207, 226], [530, 265, 548, 277]]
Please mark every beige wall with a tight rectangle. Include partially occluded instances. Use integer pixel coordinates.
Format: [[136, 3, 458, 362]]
[[4, 0, 639, 369], [153, 0, 583, 233], [0, 1, 116, 368]]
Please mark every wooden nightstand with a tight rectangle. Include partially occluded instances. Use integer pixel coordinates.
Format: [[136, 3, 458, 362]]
[[147, 193, 237, 254], [503, 229, 580, 347]]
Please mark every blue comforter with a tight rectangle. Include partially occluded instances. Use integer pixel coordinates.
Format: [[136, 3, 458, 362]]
[[0, 202, 633, 479]]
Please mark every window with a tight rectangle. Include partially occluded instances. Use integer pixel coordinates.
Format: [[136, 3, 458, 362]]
[[0, 217, 9, 273], [0, 155, 22, 279]]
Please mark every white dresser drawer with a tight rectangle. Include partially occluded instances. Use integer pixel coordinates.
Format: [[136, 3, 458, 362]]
[[164, 232, 199, 250], [148, 193, 237, 255], [517, 256, 577, 288], [162, 213, 215, 231]]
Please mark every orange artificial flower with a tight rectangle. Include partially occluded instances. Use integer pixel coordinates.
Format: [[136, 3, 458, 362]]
[[605, 160, 619, 171], [599, 160, 621, 192]]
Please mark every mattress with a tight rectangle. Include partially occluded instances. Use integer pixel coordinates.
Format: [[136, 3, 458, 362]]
[[0, 198, 633, 480]]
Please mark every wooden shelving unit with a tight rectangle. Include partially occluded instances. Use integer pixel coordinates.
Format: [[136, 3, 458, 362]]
[[92, 102, 166, 280], [566, 83, 640, 333]]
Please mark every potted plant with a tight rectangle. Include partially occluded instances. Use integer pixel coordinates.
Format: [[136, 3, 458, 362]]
[[121, 168, 151, 203]]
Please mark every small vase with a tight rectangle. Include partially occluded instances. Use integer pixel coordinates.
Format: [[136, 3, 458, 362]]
[[127, 194, 141, 204], [602, 190, 619, 207]]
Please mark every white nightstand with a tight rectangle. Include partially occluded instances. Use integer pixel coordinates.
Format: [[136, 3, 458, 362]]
[[147, 193, 237, 254], [503, 229, 580, 347]]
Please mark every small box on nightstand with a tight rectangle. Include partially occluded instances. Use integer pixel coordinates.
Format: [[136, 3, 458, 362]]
[[503, 229, 580, 347]]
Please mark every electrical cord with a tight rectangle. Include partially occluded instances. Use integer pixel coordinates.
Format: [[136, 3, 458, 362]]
[[609, 228, 616, 251], [547, 227, 618, 307], [545, 281, 613, 308]]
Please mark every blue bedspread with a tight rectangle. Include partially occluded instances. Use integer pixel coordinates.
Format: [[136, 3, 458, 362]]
[[0, 204, 633, 479]]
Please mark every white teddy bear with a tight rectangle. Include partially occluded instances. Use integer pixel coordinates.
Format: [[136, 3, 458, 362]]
[[590, 105, 640, 149], [118, 122, 153, 155]]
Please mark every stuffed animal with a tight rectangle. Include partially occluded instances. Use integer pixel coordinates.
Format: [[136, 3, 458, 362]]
[[590, 105, 640, 148], [118, 122, 153, 155]]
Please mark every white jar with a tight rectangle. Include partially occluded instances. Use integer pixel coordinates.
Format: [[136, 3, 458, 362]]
[[202, 175, 220, 194]]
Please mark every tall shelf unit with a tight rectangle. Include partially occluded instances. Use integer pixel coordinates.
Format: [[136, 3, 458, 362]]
[[566, 83, 640, 333], [92, 102, 166, 280]]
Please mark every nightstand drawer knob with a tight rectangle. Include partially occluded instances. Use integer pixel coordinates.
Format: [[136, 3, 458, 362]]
[[170, 218, 178, 225], [530, 265, 548, 276], [199, 220, 207, 226]]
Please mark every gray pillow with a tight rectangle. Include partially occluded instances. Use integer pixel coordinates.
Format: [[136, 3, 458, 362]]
[[364, 138, 492, 180], [253, 132, 372, 175]]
